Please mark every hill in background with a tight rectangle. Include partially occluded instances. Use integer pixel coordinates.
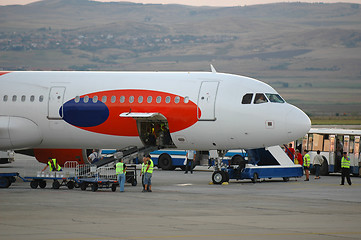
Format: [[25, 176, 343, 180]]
[[0, 0, 360, 116]]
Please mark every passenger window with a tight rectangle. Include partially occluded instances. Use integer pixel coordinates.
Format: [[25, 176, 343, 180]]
[[12, 95, 17, 102], [242, 93, 253, 104], [165, 96, 171, 103], [30, 95, 35, 102], [21, 95, 26, 102], [184, 96, 189, 104], [265, 93, 285, 103], [138, 96, 143, 103], [156, 96, 161, 103], [101, 96, 107, 103], [129, 96, 134, 103], [75, 96, 80, 103], [39, 95, 44, 102], [120, 96, 125, 103], [111, 96, 116, 103], [254, 93, 268, 104], [147, 96, 152, 103], [174, 96, 180, 104], [3, 95, 8, 102], [83, 96, 89, 103], [93, 96, 98, 103]]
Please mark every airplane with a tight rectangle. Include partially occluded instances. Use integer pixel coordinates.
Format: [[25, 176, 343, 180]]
[[0, 67, 311, 166]]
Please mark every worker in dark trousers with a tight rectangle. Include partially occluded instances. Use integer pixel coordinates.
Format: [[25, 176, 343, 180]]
[[340, 152, 352, 186]]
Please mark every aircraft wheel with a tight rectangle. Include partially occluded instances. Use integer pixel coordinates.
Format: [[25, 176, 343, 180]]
[[91, 183, 98, 192], [0, 177, 11, 188], [52, 180, 60, 189], [212, 171, 224, 184], [39, 180, 47, 189], [252, 173, 258, 183], [30, 180, 39, 189]]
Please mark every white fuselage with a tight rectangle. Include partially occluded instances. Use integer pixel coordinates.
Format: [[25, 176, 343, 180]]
[[0, 71, 311, 151]]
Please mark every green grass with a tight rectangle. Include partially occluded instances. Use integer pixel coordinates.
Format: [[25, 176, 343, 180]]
[[311, 116, 361, 125]]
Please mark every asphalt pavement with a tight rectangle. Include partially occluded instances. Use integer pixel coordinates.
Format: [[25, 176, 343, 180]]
[[1, 155, 361, 240]]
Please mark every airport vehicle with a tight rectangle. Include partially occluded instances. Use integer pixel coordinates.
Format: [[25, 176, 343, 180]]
[[297, 128, 361, 176], [0, 68, 310, 170], [0, 150, 15, 164], [212, 146, 303, 184], [0, 172, 18, 188]]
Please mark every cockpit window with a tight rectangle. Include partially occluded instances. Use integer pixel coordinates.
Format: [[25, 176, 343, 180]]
[[241, 93, 253, 104], [254, 93, 268, 104], [265, 93, 285, 103]]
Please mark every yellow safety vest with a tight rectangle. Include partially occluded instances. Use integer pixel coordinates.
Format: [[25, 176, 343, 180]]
[[146, 159, 154, 174], [303, 154, 310, 167], [341, 156, 350, 168], [48, 159, 61, 171], [116, 162, 125, 174], [141, 163, 146, 174]]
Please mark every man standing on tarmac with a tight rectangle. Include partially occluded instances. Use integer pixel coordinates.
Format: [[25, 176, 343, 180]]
[[340, 152, 352, 186], [116, 159, 127, 192], [143, 154, 154, 192], [313, 150, 324, 179], [303, 150, 310, 181]]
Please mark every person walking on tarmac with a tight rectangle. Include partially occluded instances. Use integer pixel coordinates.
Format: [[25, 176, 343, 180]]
[[185, 150, 195, 174], [116, 159, 127, 192], [340, 152, 352, 186], [303, 150, 310, 181], [313, 150, 324, 179], [143, 154, 154, 192], [42, 157, 62, 172]]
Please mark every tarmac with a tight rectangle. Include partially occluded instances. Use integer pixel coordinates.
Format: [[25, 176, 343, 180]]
[[1, 155, 361, 240]]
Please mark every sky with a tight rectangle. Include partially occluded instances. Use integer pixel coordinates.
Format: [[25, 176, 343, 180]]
[[0, 0, 360, 7]]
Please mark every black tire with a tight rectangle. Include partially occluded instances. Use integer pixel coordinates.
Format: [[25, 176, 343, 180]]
[[0, 177, 11, 188], [67, 181, 75, 189], [223, 171, 230, 183], [252, 173, 258, 183], [111, 184, 117, 192], [39, 180, 47, 189], [52, 180, 60, 189], [212, 171, 224, 184], [320, 156, 329, 176], [158, 154, 172, 170], [131, 179, 137, 186], [91, 183, 98, 192], [80, 182, 87, 191], [283, 177, 289, 182], [30, 180, 38, 189]]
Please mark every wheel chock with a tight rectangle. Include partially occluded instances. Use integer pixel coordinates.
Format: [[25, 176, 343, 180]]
[[209, 182, 214, 185], [222, 182, 229, 185]]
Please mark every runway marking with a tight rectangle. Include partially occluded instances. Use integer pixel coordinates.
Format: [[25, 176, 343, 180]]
[[54, 231, 361, 240], [175, 183, 193, 186]]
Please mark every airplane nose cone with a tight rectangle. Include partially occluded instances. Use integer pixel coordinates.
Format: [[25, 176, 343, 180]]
[[285, 106, 311, 141]]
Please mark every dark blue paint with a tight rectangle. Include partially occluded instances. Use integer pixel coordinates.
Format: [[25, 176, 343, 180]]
[[60, 98, 109, 127]]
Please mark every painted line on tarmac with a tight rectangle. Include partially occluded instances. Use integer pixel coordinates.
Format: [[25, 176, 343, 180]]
[[53, 231, 361, 240]]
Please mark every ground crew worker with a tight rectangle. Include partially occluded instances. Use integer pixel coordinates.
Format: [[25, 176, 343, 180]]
[[143, 154, 153, 192], [140, 157, 148, 191], [42, 157, 62, 172], [303, 150, 310, 181], [340, 152, 352, 186], [116, 159, 127, 192]]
